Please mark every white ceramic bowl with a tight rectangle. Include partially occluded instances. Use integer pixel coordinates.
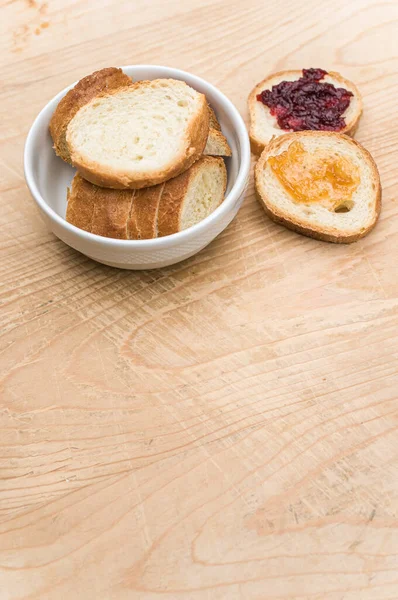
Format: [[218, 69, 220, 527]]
[[24, 65, 250, 269]]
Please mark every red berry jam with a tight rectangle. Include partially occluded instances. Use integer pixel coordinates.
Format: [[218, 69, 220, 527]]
[[256, 68, 353, 132]]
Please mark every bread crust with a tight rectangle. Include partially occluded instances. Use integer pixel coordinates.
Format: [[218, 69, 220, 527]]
[[248, 70, 363, 156], [65, 177, 96, 233], [127, 185, 164, 239], [208, 106, 222, 131], [49, 67, 133, 163], [204, 106, 232, 157], [67, 79, 210, 189], [90, 188, 133, 239], [156, 164, 194, 237], [66, 174, 134, 239], [255, 131, 381, 244]]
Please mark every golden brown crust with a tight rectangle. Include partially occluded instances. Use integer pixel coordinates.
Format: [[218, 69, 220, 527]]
[[250, 135, 266, 156], [157, 166, 193, 237], [90, 189, 133, 239], [248, 70, 363, 156], [49, 67, 133, 164], [157, 157, 225, 237], [127, 185, 163, 239], [205, 106, 231, 156], [65, 177, 96, 232], [66, 174, 134, 239], [255, 131, 381, 244], [68, 80, 210, 189], [208, 106, 222, 131]]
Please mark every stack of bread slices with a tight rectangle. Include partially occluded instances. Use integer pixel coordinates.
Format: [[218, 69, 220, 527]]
[[49, 67, 231, 239], [248, 69, 381, 243]]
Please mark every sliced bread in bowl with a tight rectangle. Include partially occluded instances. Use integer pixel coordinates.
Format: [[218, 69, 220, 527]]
[[66, 79, 209, 189], [249, 69, 362, 155], [255, 131, 381, 243], [66, 156, 227, 239]]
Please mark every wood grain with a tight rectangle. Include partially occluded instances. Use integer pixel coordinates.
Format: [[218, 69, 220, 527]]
[[1, 0, 398, 598]]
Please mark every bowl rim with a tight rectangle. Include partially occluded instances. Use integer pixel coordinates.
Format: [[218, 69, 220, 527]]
[[24, 64, 250, 249]]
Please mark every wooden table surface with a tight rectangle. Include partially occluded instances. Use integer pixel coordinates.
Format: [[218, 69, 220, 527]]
[[1, 0, 398, 598]]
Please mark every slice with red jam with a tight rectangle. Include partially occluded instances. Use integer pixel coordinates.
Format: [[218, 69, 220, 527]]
[[248, 69, 362, 155], [256, 68, 353, 132]]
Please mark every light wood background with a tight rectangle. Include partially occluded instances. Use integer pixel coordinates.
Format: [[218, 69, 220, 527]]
[[1, 0, 398, 598]]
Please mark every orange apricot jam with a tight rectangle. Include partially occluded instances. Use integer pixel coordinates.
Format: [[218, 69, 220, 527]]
[[268, 141, 360, 210]]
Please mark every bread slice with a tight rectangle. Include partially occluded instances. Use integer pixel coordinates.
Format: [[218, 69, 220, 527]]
[[157, 156, 227, 237], [204, 105, 232, 157], [127, 185, 164, 240], [204, 129, 232, 157], [249, 70, 362, 155], [66, 79, 209, 189], [49, 67, 133, 164], [66, 177, 97, 233], [255, 131, 381, 243], [66, 157, 227, 239], [208, 106, 222, 131], [66, 175, 133, 239]]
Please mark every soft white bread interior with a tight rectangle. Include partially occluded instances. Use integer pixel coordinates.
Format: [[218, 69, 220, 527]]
[[66, 157, 227, 239], [66, 79, 209, 189], [255, 131, 381, 243], [249, 70, 362, 155]]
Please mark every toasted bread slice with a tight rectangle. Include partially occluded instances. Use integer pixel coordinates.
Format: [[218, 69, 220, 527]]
[[66, 79, 209, 189], [255, 131, 381, 244], [249, 70, 362, 155], [157, 156, 227, 237], [66, 157, 227, 239], [49, 67, 133, 164]]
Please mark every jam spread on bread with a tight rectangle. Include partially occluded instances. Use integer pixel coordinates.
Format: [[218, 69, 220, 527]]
[[268, 141, 360, 210], [257, 68, 353, 132]]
